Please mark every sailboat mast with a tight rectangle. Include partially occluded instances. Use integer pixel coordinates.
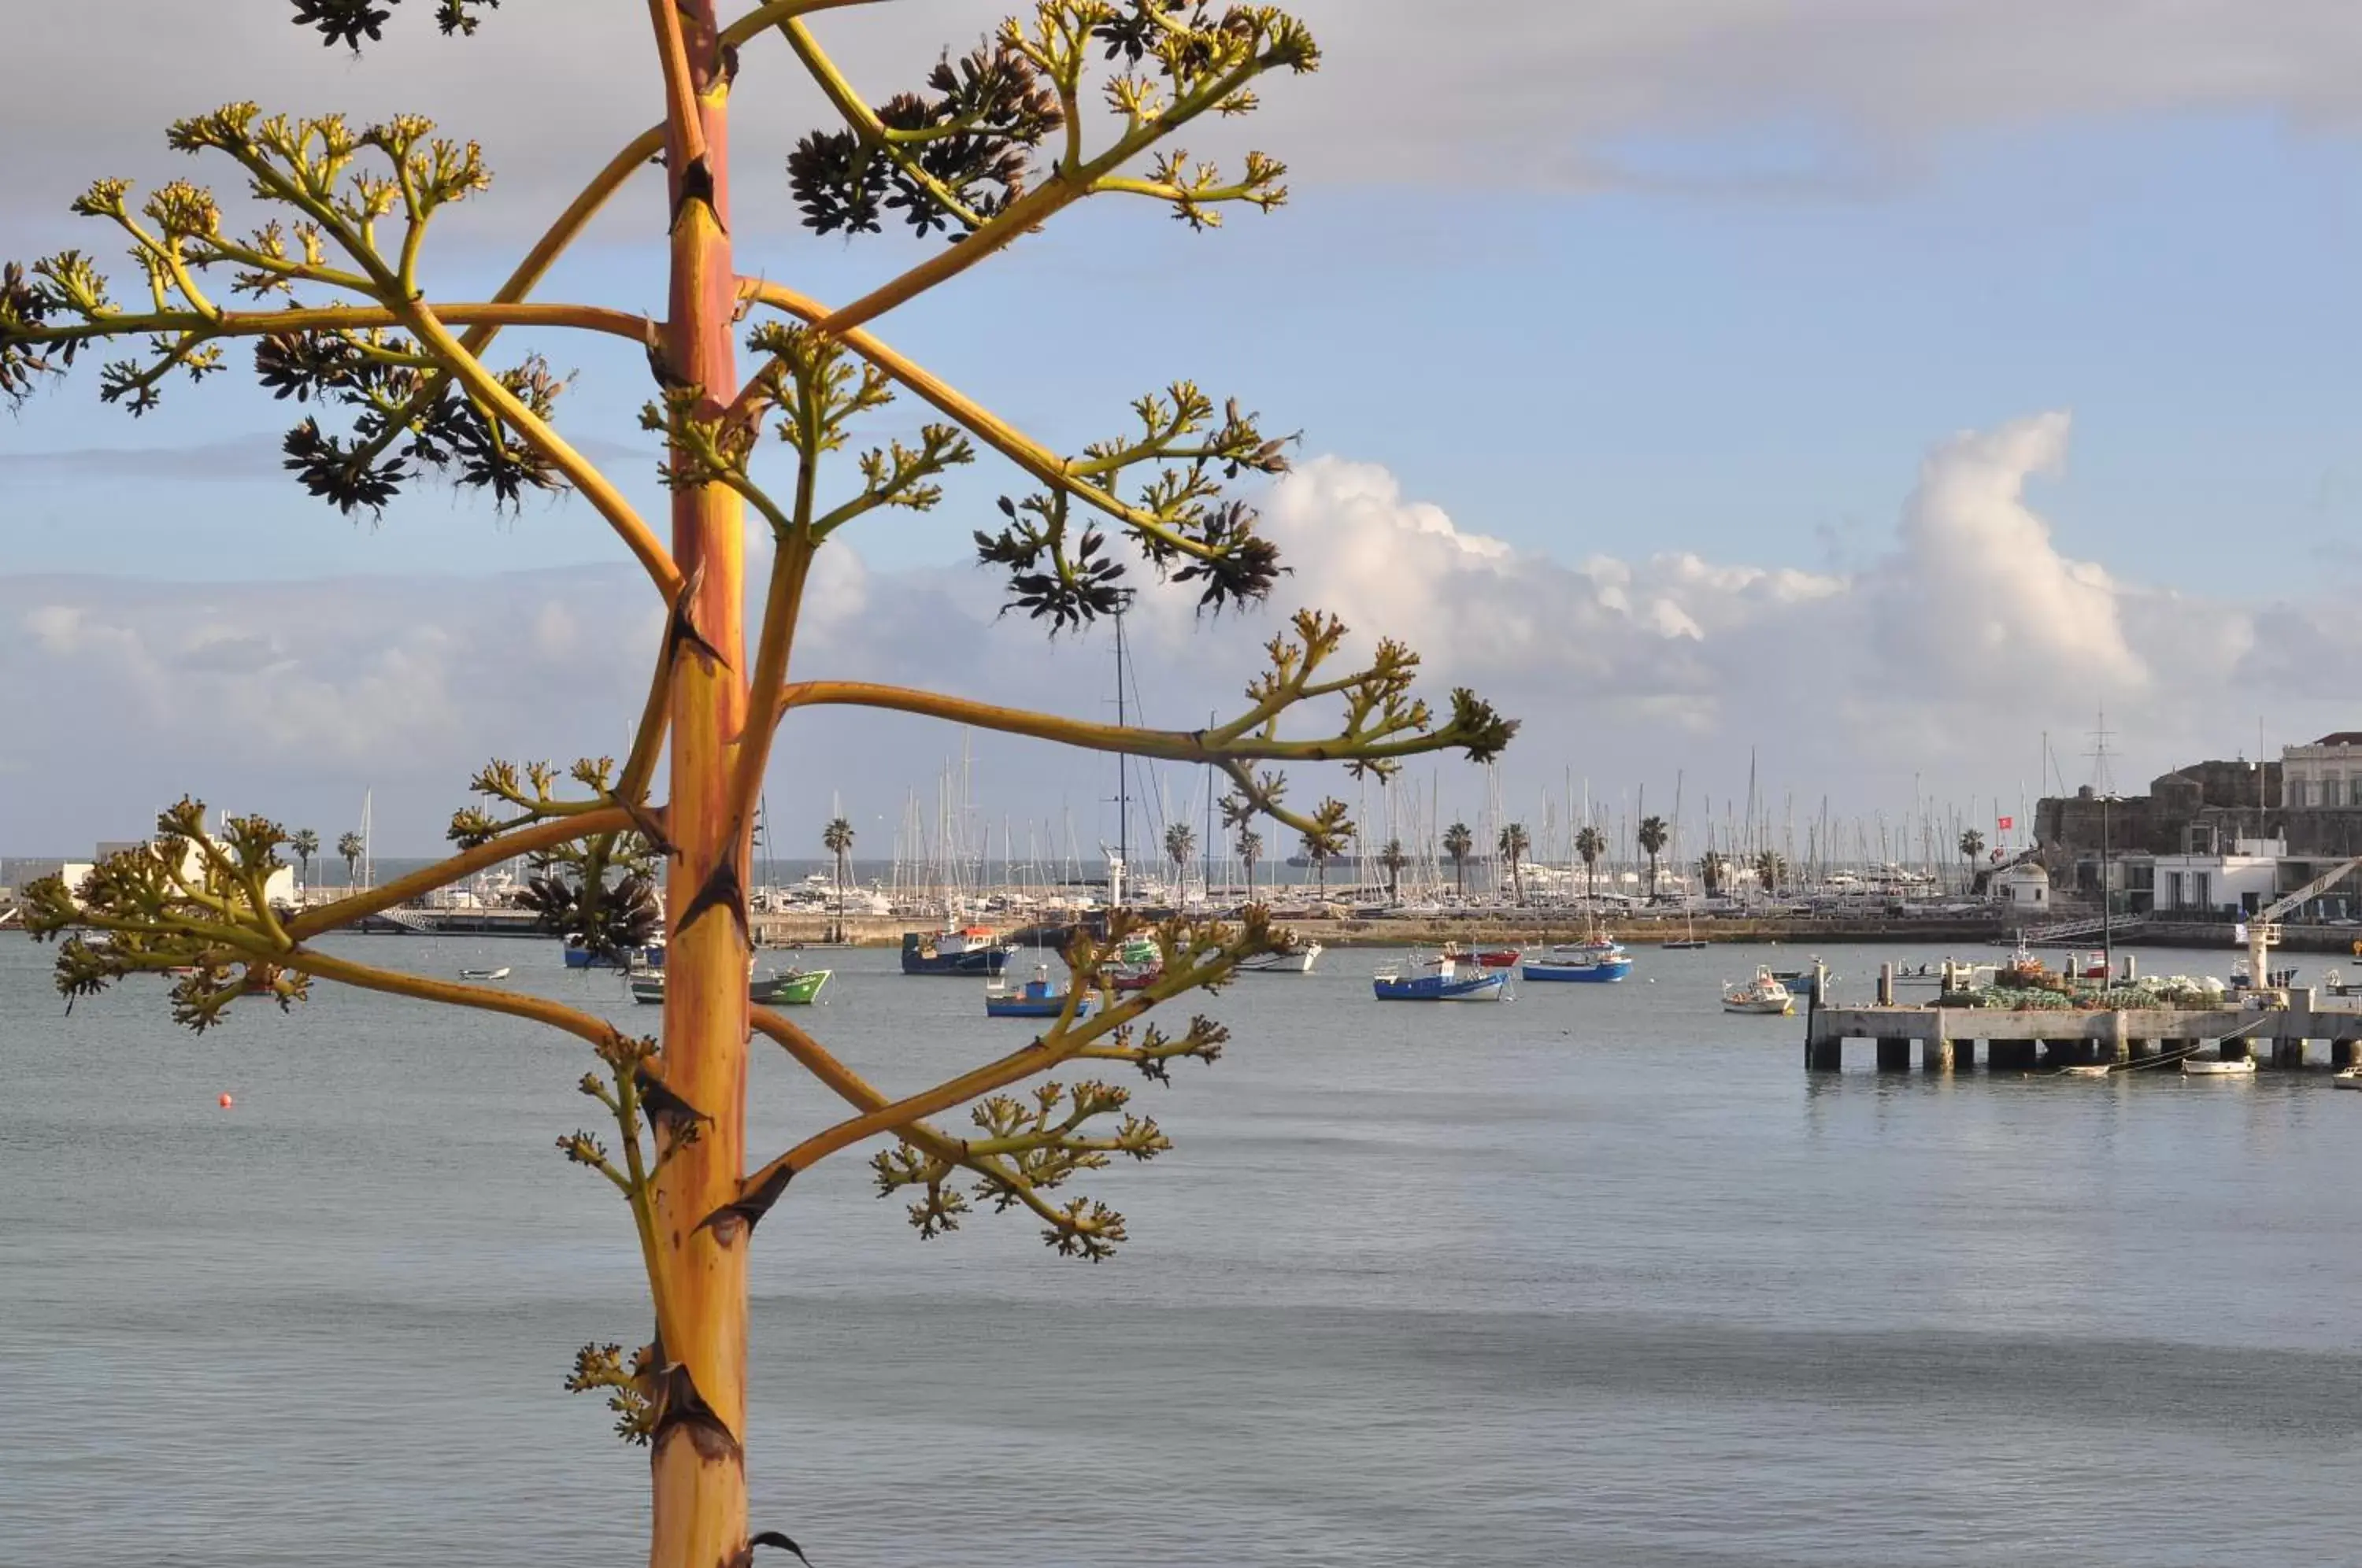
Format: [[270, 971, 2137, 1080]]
[[1115, 608, 1129, 889]]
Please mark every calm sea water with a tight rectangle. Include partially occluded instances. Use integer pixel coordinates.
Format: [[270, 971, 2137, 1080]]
[[6, 934, 2361, 1567]]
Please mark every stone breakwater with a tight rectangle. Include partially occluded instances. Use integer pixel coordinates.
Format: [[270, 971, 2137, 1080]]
[[747, 911, 2016, 950]]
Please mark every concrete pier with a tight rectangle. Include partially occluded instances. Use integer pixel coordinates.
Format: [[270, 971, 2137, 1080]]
[[1804, 1002, 2362, 1072]]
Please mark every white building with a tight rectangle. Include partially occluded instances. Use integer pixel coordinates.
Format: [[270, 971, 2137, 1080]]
[[2154, 838, 2286, 915], [2279, 732, 2362, 809], [1995, 862, 2050, 915], [58, 827, 297, 912]]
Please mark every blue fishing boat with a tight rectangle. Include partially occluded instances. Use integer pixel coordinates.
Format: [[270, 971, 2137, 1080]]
[[565, 938, 664, 971], [902, 926, 1015, 976], [1372, 950, 1508, 1002], [985, 964, 1094, 1019], [1523, 935, 1633, 983]]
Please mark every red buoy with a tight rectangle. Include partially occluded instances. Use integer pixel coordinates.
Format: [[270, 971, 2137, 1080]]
[[218, 1093, 235, 1109]]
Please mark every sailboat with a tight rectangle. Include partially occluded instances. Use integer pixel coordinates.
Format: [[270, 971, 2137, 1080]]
[[1662, 772, 1708, 949]]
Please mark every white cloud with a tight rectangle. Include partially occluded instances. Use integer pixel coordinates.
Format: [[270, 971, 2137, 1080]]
[[0, 416, 2339, 853], [3, 1, 2357, 224]]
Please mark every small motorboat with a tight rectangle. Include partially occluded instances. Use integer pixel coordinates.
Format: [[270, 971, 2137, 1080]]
[[459, 965, 512, 982], [986, 964, 1094, 1019], [1662, 937, 1709, 951], [1470, 947, 1522, 969], [2060, 1063, 2113, 1079], [2182, 1056, 2257, 1076], [1723, 967, 1794, 1015], [628, 972, 666, 1006], [1523, 936, 1633, 983], [750, 968, 829, 1006], [1235, 940, 1323, 974], [2334, 1069, 2362, 1091], [1373, 950, 1507, 1002]]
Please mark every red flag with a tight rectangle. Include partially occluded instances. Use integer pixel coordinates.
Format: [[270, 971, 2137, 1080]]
[[1997, 815, 2015, 831]]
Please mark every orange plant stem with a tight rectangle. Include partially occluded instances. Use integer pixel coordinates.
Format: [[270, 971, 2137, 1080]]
[[647, 6, 753, 1565]]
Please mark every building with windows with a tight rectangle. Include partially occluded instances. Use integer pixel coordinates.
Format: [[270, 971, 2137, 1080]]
[[2153, 839, 2286, 918], [2280, 733, 2362, 811]]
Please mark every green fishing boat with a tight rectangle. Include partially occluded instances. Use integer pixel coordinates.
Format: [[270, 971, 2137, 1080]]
[[750, 967, 830, 1006], [630, 967, 831, 1006]]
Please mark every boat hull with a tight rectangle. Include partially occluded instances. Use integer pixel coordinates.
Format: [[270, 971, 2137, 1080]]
[[901, 933, 1013, 975], [1236, 941, 1323, 974], [1522, 960, 1633, 982], [985, 995, 1094, 1019], [2183, 1058, 2256, 1076], [1722, 999, 1794, 1015], [1373, 973, 1507, 1001], [750, 970, 829, 1006]]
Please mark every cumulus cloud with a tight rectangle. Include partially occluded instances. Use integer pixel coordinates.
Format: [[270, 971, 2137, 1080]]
[[0, 416, 2336, 853]]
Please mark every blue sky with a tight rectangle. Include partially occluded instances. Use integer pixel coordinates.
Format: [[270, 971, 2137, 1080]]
[[6, 2, 2362, 852], [9, 111, 2358, 590]]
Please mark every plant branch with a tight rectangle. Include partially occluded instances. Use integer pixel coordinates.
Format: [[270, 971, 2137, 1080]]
[[285, 806, 636, 941], [283, 946, 629, 1054], [399, 304, 682, 597], [742, 940, 1249, 1190], [736, 279, 1224, 564], [776, 679, 1470, 767]]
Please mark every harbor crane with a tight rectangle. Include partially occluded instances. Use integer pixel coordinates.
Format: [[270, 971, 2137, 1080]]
[[2238, 852, 2362, 992]]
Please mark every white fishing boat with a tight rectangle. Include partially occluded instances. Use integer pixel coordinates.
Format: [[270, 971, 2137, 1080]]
[[2182, 1056, 2256, 1077], [1236, 940, 1322, 974], [1723, 967, 1794, 1015]]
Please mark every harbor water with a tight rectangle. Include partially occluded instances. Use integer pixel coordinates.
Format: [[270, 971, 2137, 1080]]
[[5, 936, 2360, 1566]]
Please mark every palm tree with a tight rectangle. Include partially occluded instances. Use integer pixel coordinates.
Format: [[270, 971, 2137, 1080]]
[[335, 830, 365, 886], [1575, 823, 1605, 904], [1442, 821, 1474, 898], [1378, 837, 1409, 903], [1300, 827, 1335, 893], [1164, 822, 1196, 903], [1698, 849, 1729, 899], [823, 817, 855, 921], [289, 827, 319, 888], [1498, 822, 1530, 905], [1957, 827, 1985, 892], [1753, 849, 1786, 897], [1235, 826, 1263, 896], [1636, 815, 1668, 900]]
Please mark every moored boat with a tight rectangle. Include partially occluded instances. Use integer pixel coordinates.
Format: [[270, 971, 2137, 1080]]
[[1105, 936, 1164, 992], [985, 964, 1093, 1019], [1235, 940, 1323, 974], [750, 968, 829, 1006], [1373, 950, 1507, 1002], [2182, 1056, 2256, 1076], [902, 926, 1014, 976], [1523, 936, 1633, 983], [1723, 967, 1794, 1015], [459, 965, 511, 982], [565, 938, 664, 971], [631, 966, 829, 1006]]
